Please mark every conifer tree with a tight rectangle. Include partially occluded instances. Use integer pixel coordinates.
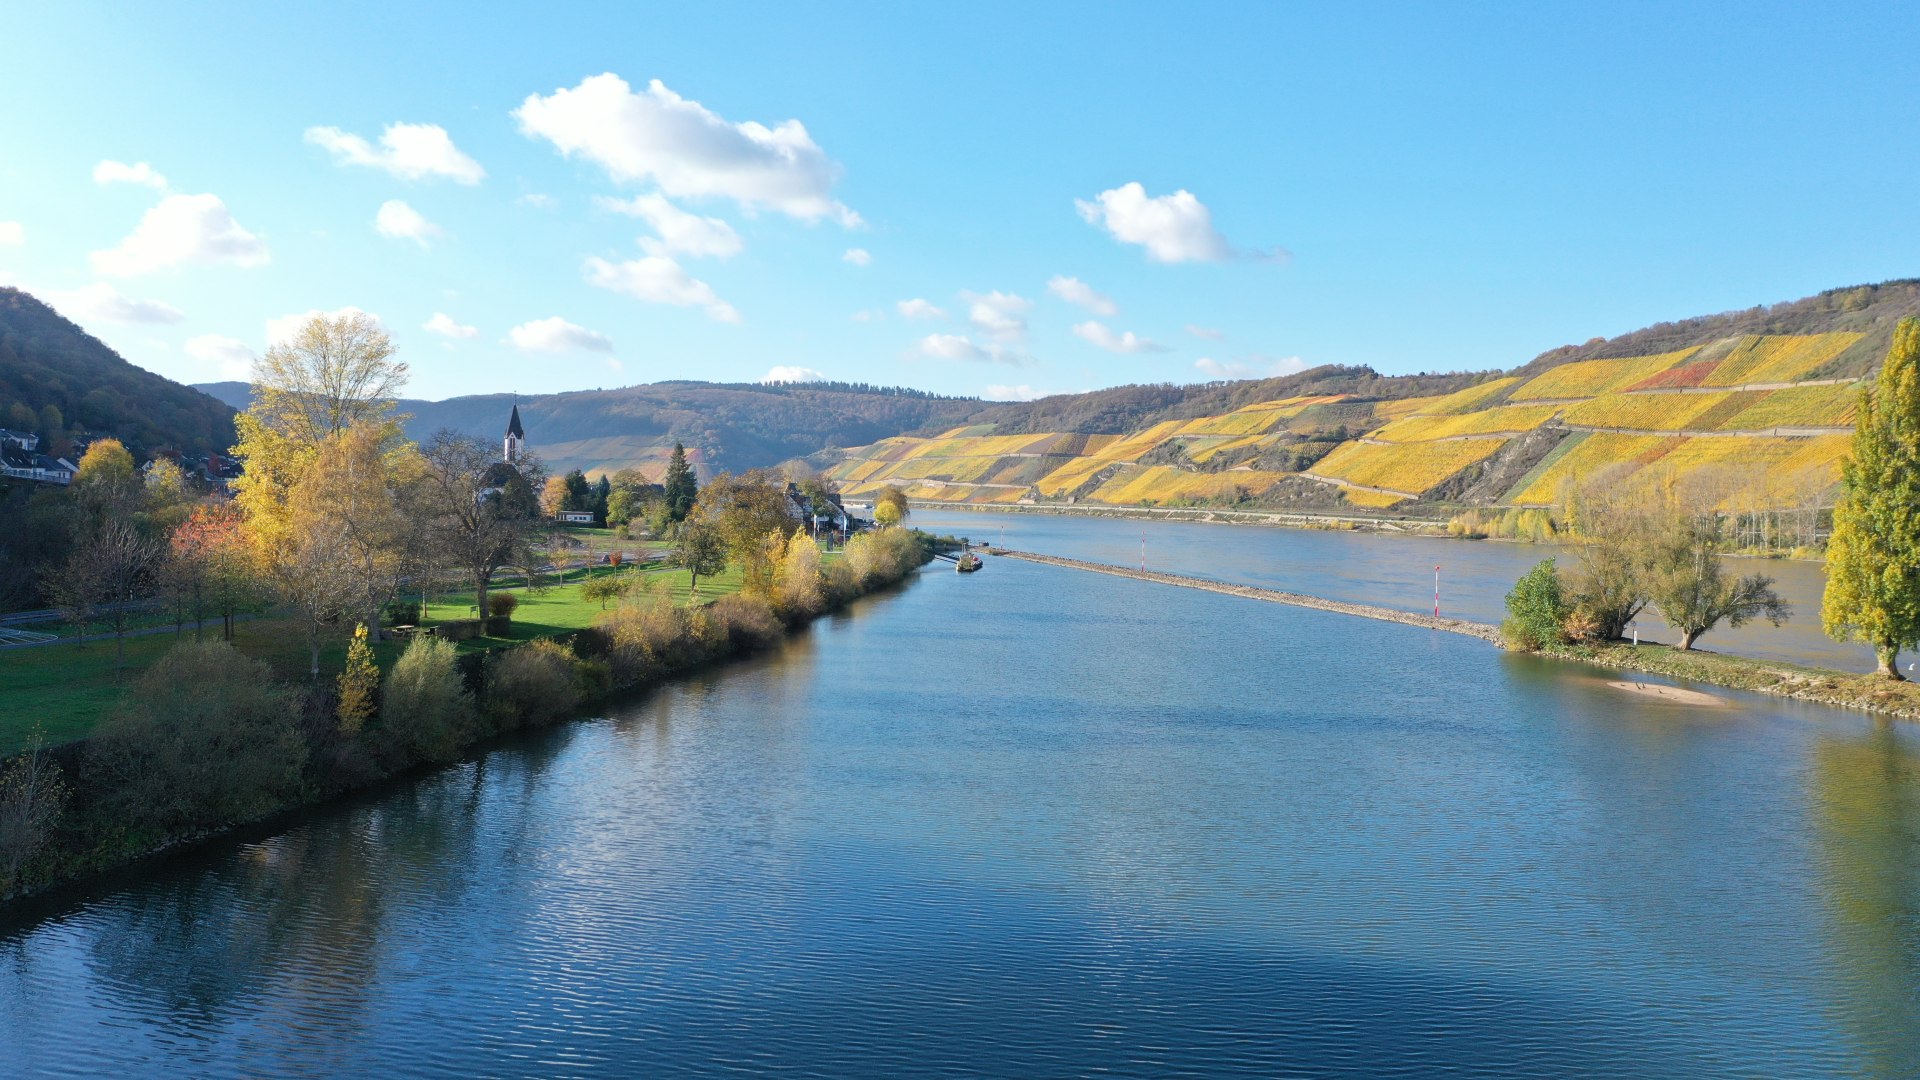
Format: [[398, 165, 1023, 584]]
[[663, 442, 698, 522], [1823, 318, 1920, 678]]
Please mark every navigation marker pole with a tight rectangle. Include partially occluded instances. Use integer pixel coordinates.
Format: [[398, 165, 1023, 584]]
[[1141, 530, 1147, 572], [1433, 565, 1441, 618]]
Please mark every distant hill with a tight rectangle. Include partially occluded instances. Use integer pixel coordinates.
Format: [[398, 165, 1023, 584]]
[[196, 379, 984, 479], [825, 280, 1920, 517], [0, 288, 235, 457]]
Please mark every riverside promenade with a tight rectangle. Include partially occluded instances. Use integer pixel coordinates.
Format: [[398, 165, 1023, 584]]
[[994, 549, 1505, 643]]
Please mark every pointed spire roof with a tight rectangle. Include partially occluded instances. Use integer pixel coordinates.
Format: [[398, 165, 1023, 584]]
[[506, 403, 525, 439]]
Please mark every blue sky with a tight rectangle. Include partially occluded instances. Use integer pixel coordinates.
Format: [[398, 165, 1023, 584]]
[[1, 3, 1916, 402]]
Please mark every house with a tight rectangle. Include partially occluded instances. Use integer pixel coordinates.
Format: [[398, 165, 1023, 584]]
[[0, 442, 76, 485], [784, 482, 862, 540], [0, 428, 39, 452], [556, 509, 595, 525]]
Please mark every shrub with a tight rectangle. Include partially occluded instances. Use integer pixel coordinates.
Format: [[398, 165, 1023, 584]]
[[380, 635, 474, 764], [1503, 559, 1569, 651], [710, 593, 784, 651], [488, 593, 519, 619], [0, 730, 65, 895], [90, 642, 307, 832], [435, 619, 485, 642], [486, 639, 579, 731], [385, 600, 421, 626], [775, 530, 826, 620]]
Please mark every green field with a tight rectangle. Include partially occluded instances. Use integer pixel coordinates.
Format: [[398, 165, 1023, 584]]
[[0, 560, 748, 755]]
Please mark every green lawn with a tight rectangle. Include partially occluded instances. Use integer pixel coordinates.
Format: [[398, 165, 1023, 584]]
[[0, 560, 745, 756]]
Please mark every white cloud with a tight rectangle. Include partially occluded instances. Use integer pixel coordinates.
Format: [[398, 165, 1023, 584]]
[[915, 333, 1031, 366], [1076, 181, 1238, 263], [584, 254, 741, 323], [1185, 324, 1225, 340], [46, 282, 184, 325], [896, 297, 946, 320], [763, 366, 825, 383], [91, 193, 269, 276], [1194, 355, 1307, 380], [507, 316, 614, 354], [304, 122, 485, 184], [1046, 275, 1117, 316], [374, 199, 443, 245], [962, 290, 1032, 342], [850, 309, 883, 322], [598, 193, 743, 258], [518, 193, 555, 209], [842, 247, 871, 266], [0, 221, 20, 247], [185, 334, 256, 378], [1072, 320, 1167, 354], [514, 73, 859, 224], [984, 384, 1051, 401], [266, 306, 380, 346], [424, 312, 479, 339], [92, 160, 168, 190]]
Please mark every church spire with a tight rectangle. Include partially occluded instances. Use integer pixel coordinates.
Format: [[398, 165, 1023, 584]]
[[504, 402, 525, 463]]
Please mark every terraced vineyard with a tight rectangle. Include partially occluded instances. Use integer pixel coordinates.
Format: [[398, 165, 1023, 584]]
[[825, 305, 1911, 517]]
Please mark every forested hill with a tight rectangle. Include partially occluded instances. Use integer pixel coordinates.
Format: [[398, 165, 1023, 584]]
[[0, 288, 236, 457], [197, 379, 985, 478]]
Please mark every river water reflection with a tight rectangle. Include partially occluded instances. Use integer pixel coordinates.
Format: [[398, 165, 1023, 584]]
[[2, 550, 1917, 1077]]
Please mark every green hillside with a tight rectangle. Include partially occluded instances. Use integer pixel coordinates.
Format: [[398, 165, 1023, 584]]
[[0, 288, 235, 457]]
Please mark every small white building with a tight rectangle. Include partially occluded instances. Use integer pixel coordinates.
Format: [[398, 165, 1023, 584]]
[[557, 509, 595, 525]]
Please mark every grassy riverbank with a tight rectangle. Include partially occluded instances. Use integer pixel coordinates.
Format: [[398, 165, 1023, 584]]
[[1537, 640, 1920, 721], [0, 560, 745, 755]]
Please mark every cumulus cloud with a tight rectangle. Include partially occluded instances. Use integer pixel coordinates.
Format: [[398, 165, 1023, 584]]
[[915, 333, 1031, 366], [1076, 182, 1249, 263], [763, 365, 825, 383], [304, 122, 486, 184], [984, 384, 1051, 401], [266, 306, 380, 346], [93, 160, 168, 190], [374, 199, 443, 244], [0, 221, 20, 247], [46, 282, 184, 325], [185, 334, 256, 378], [842, 247, 871, 266], [962, 290, 1031, 342], [514, 74, 859, 224], [1046, 275, 1117, 316], [1185, 323, 1225, 340], [896, 298, 945, 320], [598, 193, 743, 258], [508, 316, 614, 354], [1072, 320, 1167, 354], [424, 312, 479, 339], [1194, 355, 1307, 380], [91, 193, 269, 276], [584, 253, 741, 323]]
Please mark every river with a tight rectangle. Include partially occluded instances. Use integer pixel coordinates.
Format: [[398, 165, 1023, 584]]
[[2, 530, 1917, 1077], [915, 508, 1875, 672]]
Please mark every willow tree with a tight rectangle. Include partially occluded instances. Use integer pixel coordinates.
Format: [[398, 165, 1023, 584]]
[[1823, 318, 1920, 679]]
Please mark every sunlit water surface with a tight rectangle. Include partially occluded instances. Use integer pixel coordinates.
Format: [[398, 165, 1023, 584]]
[[3, 544, 1917, 1077]]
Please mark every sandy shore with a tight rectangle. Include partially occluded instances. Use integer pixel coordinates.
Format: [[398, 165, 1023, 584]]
[[1603, 680, 1727, 707]]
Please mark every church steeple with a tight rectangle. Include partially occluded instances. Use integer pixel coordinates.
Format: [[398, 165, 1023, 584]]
[[504, 403, 525, 463]]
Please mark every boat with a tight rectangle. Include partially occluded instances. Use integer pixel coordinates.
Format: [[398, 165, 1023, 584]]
[[956, 545, 983, 573]]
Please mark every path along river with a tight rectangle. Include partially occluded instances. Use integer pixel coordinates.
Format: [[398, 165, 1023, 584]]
[[2, 521, 1917, 1077]]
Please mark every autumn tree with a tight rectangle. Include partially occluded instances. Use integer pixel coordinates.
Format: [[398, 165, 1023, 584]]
[[874, 485, 909, 528], [231, 311, 415, 673], [1824, 318, 1920, 678], [1646, 512, 1790, 650], [688, 472, 794, 595], [162, 502, 257, 640], [662, 441, 698, 521], [337, 623, 378, 735], [671, 519, 728, 600], [540, 475, 570, 519], [416, 431, 545, 621], [0, 726, 65, 894]]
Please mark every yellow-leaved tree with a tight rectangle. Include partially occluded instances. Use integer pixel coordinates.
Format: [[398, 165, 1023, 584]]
[[1823, 318, 1920, 679]]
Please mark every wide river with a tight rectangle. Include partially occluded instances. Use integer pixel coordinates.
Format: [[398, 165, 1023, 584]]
[[3, 519, 1918, 1077]]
